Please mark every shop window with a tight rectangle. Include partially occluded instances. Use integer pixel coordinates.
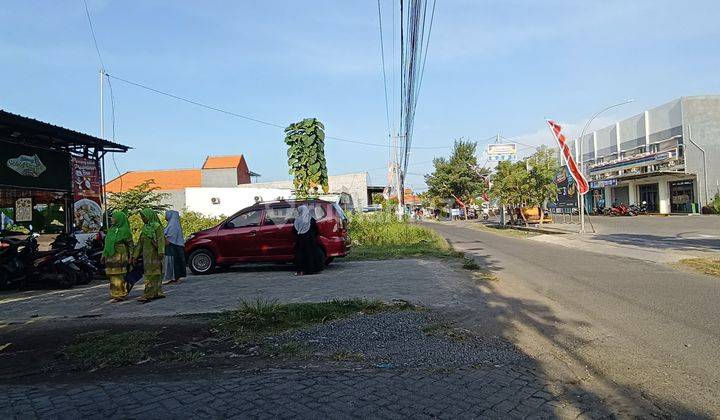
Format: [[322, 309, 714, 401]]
[[0, 189, 69, 235], [670, 180, 695, 213]]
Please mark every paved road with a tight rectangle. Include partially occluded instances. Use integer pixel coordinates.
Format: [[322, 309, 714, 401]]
[[0, 366, 625, 420], [429, 222, 720, 417]]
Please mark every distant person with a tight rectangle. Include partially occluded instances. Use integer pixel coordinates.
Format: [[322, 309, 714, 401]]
[[102, 210, 133, 302], [292, 205, 324, 276], [163, 210, 187, 285], [133, 208, 165, 303]]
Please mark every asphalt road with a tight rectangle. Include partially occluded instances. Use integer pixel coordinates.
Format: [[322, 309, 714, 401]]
[[428, 222, 720, 417]]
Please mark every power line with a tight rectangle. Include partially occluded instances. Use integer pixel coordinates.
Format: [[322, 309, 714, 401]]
[[376, 0, 391, 140], [82, 0, 105, 71], [105, 73, 451, 150]]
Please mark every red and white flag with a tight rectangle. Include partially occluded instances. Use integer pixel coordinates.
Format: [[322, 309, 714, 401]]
[[547, 120, 589, 195]]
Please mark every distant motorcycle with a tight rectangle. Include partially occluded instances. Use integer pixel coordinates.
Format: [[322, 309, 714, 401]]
[[629, 201, 648, 215]]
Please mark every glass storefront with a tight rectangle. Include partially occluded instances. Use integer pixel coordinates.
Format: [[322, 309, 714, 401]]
[[670, 180, 695, 213], [638, 183, 659, 212]]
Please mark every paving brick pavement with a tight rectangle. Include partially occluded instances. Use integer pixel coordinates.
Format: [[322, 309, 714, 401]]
[[0, 366, 623, 419]]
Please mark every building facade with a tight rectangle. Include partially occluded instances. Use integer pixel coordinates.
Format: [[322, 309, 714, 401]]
[[575, 96, 720, 214]]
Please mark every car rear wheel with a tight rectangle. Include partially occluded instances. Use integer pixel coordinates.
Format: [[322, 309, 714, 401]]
[[189, 249, 215, 275]]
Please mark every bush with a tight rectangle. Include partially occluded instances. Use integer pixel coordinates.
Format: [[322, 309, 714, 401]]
[[346, 212, 451, 260], [125, 210, 225, 242], [348, 212, 439, 246]]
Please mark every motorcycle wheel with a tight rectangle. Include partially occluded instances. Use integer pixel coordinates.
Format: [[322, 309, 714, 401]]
[[75, 270, 92, 285], [55, 269, 77, 289]]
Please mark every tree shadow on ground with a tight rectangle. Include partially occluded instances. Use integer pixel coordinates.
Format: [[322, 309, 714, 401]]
[[591, 233, 720, 252], [453, 250, 713, 418], [462, 254, 712, 418]]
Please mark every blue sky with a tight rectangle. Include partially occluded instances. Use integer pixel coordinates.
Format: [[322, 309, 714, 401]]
[[2, 1, 719, 191]]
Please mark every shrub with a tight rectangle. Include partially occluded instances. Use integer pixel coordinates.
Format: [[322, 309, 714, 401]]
[[125, 210, 225, 242], [348, 212, 440, 246]]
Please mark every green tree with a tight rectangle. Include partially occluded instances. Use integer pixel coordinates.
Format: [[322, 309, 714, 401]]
[[107, 180, 170, 215], [526, 145, 560, 224], [285, 118, 329, 198], [490, 161, 533, 225], [425, 139, 488, 219]]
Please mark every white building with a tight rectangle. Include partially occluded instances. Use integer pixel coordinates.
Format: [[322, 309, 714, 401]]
[[575, 96, 720, 214]]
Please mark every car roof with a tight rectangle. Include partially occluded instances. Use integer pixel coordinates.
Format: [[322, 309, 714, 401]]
[[244, 198, 331, 212]]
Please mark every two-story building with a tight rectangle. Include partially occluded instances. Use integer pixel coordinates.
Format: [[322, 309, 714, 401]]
[[576, 96, 720, 214]]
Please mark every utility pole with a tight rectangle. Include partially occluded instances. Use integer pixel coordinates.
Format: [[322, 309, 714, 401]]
[[393, 133, 405, 220], [99, 68, 110, 229]]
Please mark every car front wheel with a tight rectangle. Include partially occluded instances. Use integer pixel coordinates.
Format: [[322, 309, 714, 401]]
[[188, 249, 215, 275]]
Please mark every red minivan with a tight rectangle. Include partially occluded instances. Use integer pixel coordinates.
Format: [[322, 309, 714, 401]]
[[185, 199, 351, 275]]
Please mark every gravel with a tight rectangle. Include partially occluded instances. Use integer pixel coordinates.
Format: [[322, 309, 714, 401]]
[[270, 310, 529, 369]]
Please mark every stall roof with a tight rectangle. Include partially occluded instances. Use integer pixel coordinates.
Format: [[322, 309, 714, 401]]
[[0, 110, 130, 154]]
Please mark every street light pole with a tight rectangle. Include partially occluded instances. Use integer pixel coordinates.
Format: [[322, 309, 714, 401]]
[[577, 99, 635, 234]]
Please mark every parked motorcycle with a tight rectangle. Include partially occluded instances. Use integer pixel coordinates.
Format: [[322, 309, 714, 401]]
[[610, 203, 630, 216], [50, 233, 97, 283], [0, 233, 81, 290], [629, 201, 648, 215]]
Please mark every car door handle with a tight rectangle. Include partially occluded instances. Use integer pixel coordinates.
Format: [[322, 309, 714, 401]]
[[249, 230, 257, 236]]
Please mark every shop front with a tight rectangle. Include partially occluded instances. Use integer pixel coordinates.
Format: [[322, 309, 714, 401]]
[[0, 110, 129, 244], [670, 180, 695, 213]]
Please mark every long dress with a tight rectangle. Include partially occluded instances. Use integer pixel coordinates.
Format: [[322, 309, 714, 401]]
[[293, 219, 325, 274], [106, 240, 133, 299], [133, 225, 165, 299], [163, 242, 187, 281]]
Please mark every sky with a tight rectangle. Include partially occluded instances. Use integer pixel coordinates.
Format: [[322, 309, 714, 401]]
[[2, 0, 719, 192]]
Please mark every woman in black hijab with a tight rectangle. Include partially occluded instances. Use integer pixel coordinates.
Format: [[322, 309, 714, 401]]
[[292, 205, 325, 276]]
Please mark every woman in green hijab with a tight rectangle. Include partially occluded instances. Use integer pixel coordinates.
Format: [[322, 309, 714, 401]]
[[102, 210, 134, 301], [133, 208, 166, 302]]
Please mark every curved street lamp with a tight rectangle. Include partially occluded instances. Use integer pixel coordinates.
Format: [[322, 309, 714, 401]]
[[577, 99, 635, 233]]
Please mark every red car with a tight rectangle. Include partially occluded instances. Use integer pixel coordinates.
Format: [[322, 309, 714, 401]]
[[185, 199, 351, 275]]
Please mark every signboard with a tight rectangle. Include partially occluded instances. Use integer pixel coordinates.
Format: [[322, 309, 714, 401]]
[[15, 197, 32, 222], [71, 156, 103, 233], [487, 143, 517, 161], [550, 167, 578, 209], [0, 143, 71, 191], [589, 179, 617, 188]]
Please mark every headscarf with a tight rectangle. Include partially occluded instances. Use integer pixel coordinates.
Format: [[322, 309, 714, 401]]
[[294, 205, 312, 235], [139, 208, 162, 240], [163, 210, 184, 246], [102, 210, 132, 257]]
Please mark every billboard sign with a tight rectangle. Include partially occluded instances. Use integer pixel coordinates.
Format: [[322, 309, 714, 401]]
[[0, 143, 71, 191], [487, 143, 517, 161], [550, 166, 578, 209]]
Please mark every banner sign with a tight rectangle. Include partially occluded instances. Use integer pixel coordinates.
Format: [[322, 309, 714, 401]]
[[550, 167, 578, 209], [71, 156, 103, 233], [0, 143, 71, 191], [487, 143, 517, 161], [547, 120, 589, 195], [589, 179, 617, 188]]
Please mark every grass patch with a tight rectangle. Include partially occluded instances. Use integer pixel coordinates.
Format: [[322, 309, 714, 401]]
[[421, 323, 469, 341], [462, 257, 481, 270], [678, 257, 720, 277], [332, 351, 366, 362], [61, 331, 157, 370], [269, 342, 311, 358], [212, 298, 400, 343], [157, 350, 206, 364], [346, 212, 453, 260]]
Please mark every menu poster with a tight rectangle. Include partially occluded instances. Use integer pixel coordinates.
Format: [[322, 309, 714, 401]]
[[15, 197, 32, 222], [71, 157, 103, 233]]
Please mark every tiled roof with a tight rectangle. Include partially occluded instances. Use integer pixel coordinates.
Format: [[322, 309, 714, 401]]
[[105, 169, 201, 193], [202, 155, 245, 169]]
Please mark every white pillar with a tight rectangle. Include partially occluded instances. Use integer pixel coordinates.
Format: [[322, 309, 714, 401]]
[[604, 186, 612, 205], [658, 181, 671, 214], [628, 181, 638, 205]]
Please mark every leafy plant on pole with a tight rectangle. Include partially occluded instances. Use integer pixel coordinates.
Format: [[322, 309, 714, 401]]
[[425, 139, 489, 219], [285, 118, 329, 198]]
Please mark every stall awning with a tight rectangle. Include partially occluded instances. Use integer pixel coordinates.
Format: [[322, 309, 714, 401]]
[[0, 110, 130, 155]]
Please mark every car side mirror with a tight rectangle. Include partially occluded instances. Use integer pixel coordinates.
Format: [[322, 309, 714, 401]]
[[225, 221, 235, 229]]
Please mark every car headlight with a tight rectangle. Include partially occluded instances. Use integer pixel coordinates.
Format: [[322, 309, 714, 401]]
[[185, 234, 196, 242]]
